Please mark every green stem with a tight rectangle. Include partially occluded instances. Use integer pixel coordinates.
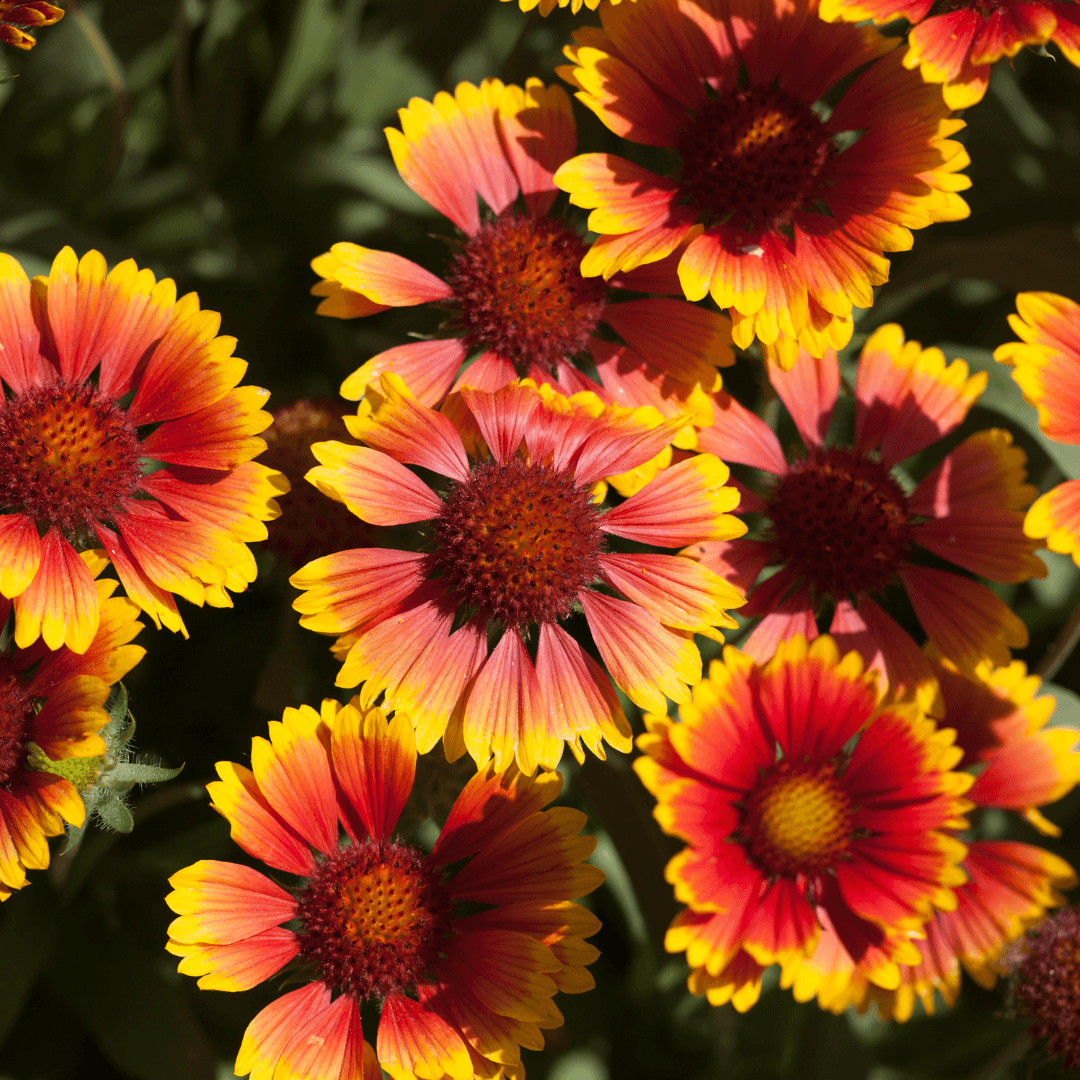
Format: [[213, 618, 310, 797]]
[[1036, 599, 1080, 682]]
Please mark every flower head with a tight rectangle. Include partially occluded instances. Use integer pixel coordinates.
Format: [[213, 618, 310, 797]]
[[0, 569, 144, 899], [312, 78, 731, 427], [995, 291, 1080, 567], [787, 652, 1079, 1020], [634, 635, 973, 1011], [688, 325, 1044, 704], [553, 0, 970, 363], [0, 0, 62, 49], [0, 248, 288, 652], [290, 376, 745, 773], [820, 0, 1080, 109], [166, 701, 602, 1080]]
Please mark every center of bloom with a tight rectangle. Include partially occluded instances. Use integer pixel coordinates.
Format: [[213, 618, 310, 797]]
[[431, 457, 604, 629], [742, 760, 853, 876], [0, 382, 142, 534], [0, 668, 34, 787], [678, 86, 833, 232], [295, 837, 453, 1000], [767, 447, 912, 597], [446, 213, 608, 374]]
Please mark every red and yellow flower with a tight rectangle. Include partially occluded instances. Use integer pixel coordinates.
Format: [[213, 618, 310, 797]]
[[553, 0, 971, 364], [167, 702, 602, 1080], [502, 0, 634, 12], [312, 78, 731, 426], [0, 568, 144, 899], [290, 375, 745, 773], [820, 0, 1080, 109], [995, 292, 1080, 566], [634, 635, 973, 1012], [0, 248, 288, 652], [0, 0, 62, 50], [687, 325, 1044, 705], [787, 653, 1079, 1020]]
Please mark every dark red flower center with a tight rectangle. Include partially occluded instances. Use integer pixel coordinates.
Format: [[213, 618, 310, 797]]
[[742, 759, 853, 876], [446, 213, 608, 374], [767, 447, 912, 597], [295, 837, 453, 1001], [431, 457, 604, 629], [0, 382, 142, 535], [678, 86, 833, 233], [1014, 907, 1080, 1069], [0, 666, 34, 788]]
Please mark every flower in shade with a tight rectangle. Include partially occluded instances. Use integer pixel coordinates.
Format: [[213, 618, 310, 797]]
[[0, 0, 62, 49], [1010, 906, 1080, 1069], [995, 291, 1080, 567], [786, 652, 1079, 1020], [0, 248, 288, 652], [686, 325, 1045, 706], [166, 701, 602, 1080], [312, 78, 732, 427], [820, 0, 1080, 109], [259, 399, 372, 569], [552, 0, 971, 365], [0, 566, 144, 899], [290, 375, 745, 773], [634, 634, 973, 1013]]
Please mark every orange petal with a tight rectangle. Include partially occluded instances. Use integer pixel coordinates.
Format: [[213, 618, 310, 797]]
[[322, 243, 451, 307], [767, 348, 840, 449], [170, 927, 299, 992], [235, 983, 332, 1080], [0, 252, 47, 392], [377, 992, 472, 1080], [274, 992, 360, 1080], [0, 514, 42, 598], [340, 339, 468, 408]]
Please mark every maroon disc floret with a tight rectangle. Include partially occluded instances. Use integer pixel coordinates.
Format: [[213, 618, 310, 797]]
[[0, 666, 33, 787]]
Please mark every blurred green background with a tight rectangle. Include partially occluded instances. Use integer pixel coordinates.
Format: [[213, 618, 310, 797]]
[[3, 1, 1080, 1077]]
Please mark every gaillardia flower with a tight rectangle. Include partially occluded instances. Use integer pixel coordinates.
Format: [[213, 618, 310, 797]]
[[0, 248, 287, 652], [312, 78, 732, 423], [788, 653, 1078, 1021], [687, 325, 1043, 702], [995, 292, 1080, 567], [500, 0, 634, 13], [553, 0, 971, 364], [820, 0, 1080, 109], [259, 399, 371, 569], [0, 0, 62, 49], [167, 702, 602, 1080], [291, 375, 745, 773], [634, 635, 973, 1012], [0, 568, 144, 899]]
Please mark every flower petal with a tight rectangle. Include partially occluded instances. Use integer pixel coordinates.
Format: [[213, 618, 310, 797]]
[[0, 252, 48, 392], [340, 339, 468, 408], [0, 514, 42, 599], [169, 928, 299, 992], [695, 390, 788, 475], [320, 243, 451, 306], [236, 983, 332, 1080], [274, 992, 360, 1080], [377, 992, 473, 1080], [767, 348, 840, 449]]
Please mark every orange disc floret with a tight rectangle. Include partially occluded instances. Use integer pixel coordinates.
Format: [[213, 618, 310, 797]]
[[166, 700, 603, 1080], [311, 77, 731, 431], [289, 374, 747, 773], [0, 573, 144, 900], [0, 249, 289, 653], [0, 0, 62, 50], [819, 0, 1080, 110], [787, 652, 1079, 1021], [634, 635, 973, 1013], [996, 291, 1080, 566], [553, 0, 970, 363]]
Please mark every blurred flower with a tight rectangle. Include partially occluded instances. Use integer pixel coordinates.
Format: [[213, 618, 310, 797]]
[[500, 0, 634, 13], [259, 398, 372, 569], [687, 326, 1044, 705], [634, 635, 973, 1012], [312, 78, 731, 429], [995, 291, 1080, 567], [553, 0, 971, 365], [166, 701, 602, 1080], [1010, 906, 1080, 1068], [0, 0, 62, 50], [791, 653, 1079, 1020], [820, 0, 1080, 109], [0, 572, 144, 899], [0, 248, 289, 652], [290, 375, 745, 773]]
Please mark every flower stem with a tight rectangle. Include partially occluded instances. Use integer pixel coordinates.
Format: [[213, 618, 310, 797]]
[[1036, 599, 1080, 682]]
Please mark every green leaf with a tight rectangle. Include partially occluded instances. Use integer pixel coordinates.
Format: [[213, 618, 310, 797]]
[[94, 795, 135, 834], [105, 682, 129, 727], [108, 762, 185, 784]]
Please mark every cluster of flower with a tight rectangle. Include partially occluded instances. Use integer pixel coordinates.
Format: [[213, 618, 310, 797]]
[[4, 0, 1080, 1078]]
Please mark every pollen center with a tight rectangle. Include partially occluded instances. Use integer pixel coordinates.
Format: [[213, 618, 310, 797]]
[[0, 668, 34, 787], [678, 86, 833, 232], [0, 382, 142, 534], [446, 213, 608, 374], [431, 457, 604, 628], [767, 447, 912, 597], [296, 837, 453, 1000], [742, 760, 853, 876]]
